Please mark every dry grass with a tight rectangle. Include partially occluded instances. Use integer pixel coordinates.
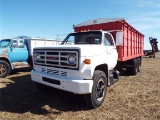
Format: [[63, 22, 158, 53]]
[[0, 53, 160, 120]]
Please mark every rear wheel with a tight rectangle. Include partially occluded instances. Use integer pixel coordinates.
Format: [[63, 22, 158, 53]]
[[131, 59, 138, 75], [0, 60, 11, 78], [84, 70, 107, 108], [137, 58, 141, 72]]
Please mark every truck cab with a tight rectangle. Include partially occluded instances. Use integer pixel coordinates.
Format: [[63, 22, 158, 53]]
[[0, 37, 29, 78], [61, 31, 118, 71], [31, 30, 121, 108]]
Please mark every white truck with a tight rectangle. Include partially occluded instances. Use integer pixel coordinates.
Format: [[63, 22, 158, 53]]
[[31, 18, 144, 108]]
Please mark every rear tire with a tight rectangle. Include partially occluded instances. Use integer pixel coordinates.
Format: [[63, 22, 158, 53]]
[[131, 59, 138, 75], [84, 70, 107, 108], [137, 58, 141, 72], [0, 60, 11, 78]]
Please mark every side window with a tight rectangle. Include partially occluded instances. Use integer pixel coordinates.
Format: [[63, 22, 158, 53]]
[[11, 39, 25, 48], [11, 40, 18, 47], [19, 40, 24, 47], [104, 33, 114, 46]]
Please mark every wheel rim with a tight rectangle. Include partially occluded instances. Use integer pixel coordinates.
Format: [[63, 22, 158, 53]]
[[0, 64, 7, 76], [95, 78, 105, 101]]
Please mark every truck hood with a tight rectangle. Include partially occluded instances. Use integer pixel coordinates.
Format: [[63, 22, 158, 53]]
[[35, 45, 101, 57]]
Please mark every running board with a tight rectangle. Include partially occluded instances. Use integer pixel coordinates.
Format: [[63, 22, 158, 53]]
[[11, 62, 30, 69]]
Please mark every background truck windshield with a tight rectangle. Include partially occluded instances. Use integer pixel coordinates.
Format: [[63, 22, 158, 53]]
[[0, 39, 11, 47], [61, 31, 102, 45]]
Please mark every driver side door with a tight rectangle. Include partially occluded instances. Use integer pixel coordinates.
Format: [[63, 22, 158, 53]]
[[103, 33, 118, 69], [8, 39, 28, 62]]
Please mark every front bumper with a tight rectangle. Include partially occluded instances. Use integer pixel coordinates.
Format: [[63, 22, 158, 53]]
[[31, 70, 93, 94]]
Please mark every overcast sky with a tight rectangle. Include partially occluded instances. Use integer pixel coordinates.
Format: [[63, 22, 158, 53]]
[[0, 0, 159, 49]]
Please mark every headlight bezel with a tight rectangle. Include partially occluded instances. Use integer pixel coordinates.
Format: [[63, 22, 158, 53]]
[[67, 54, 76, 65], [33, 53, 41, 61]]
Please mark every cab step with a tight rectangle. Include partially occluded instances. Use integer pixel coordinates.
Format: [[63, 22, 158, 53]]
[[108, 70, 120, 86]]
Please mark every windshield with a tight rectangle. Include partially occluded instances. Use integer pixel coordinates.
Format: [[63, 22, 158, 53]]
[[61, 31, 102, 45], [0, 39, 11, 47]]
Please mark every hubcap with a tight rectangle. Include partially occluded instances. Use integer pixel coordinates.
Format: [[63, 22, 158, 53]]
[[95, 78, 105, 101], [0, 64, 7, 76]]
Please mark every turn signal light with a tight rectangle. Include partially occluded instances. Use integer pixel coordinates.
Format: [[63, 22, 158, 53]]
[[84, 59, 91, 64]]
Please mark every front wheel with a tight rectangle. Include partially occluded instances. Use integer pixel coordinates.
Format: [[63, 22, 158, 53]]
[[84, 70, 107, 108], [0, 60, 11, 78]]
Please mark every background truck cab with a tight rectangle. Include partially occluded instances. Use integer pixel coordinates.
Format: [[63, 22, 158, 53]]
[[0, 36, 57, 78]]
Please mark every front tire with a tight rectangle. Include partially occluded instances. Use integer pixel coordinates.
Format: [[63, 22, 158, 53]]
[[84, 70, 107, 108], [0, 60, 11, 78]]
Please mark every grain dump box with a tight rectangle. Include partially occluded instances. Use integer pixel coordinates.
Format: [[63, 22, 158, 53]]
[[74, 18, 144, 62]]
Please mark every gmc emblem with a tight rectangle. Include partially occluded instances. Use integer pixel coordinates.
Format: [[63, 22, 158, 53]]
[[46, 56, 58, 60]]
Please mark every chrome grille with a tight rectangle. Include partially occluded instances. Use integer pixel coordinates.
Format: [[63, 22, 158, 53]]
[[34, 49, 79, 70]]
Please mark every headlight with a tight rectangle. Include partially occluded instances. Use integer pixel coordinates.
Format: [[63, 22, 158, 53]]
[[68, 54, 76, 64], [34, 53, 41, 61]]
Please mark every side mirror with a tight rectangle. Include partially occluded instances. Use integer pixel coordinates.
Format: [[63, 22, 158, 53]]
[[116, 31, 123, 45]]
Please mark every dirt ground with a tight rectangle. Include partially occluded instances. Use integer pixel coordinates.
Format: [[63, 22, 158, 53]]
[[0, 53, 160, 120]]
